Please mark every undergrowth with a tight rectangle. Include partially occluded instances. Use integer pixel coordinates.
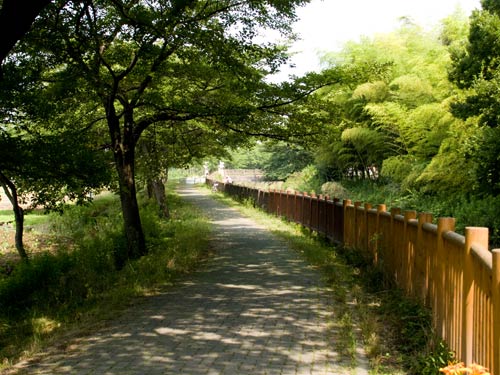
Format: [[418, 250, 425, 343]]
[[0, 186, 211, 369]]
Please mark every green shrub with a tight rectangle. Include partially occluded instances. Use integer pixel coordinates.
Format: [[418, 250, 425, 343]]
[[321, 181, 350, 200], [0, 253, 76, 315], [449, 194, 500, 247], [284, 165, 322, 194]]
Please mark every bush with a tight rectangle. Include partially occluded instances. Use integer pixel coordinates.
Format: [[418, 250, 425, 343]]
[[284, 165, 323, 194], [321, 181, 350, 200], [448, 194, 500, 247]]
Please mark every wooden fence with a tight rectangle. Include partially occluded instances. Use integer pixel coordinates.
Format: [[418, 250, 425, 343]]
[[207, 180, 500, 374]]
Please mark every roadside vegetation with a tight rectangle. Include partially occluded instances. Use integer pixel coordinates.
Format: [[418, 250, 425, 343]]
[[220, 6, 500, 248], [0, 186, 211, 370]]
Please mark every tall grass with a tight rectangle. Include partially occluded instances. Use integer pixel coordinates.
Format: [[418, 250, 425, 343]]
[[0, 187, 211, 368]]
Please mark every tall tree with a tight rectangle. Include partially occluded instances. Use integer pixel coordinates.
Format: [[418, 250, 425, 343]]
[[316, 20, 465, 187], [10, 0, 314, 260], [448, 0, 500, 194]]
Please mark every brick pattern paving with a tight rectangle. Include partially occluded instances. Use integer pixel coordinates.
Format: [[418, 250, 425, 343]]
[[8, 186, 363, 374]]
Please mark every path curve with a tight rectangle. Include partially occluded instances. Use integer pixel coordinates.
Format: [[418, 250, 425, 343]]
[[7, 185, 363, 375]]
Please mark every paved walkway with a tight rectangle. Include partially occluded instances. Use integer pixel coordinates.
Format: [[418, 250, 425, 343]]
[[8, 185, 364, 374]]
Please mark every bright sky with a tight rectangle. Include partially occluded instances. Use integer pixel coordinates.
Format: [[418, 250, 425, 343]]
[[273, 0, 481, 80]]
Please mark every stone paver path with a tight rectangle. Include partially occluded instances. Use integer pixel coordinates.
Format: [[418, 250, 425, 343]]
[[8, 185, 363, 374]]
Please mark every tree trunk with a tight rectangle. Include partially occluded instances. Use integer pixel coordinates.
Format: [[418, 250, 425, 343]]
[[0, 171, 28, 260], [0, 0, 52, 65], [140, 139, 170, 219], [118, 146, 147, 259], [107, 107, 147, 263], [114, 149, 147, 261], [146, 180, 154, 199], [151, 178, 170, 219]]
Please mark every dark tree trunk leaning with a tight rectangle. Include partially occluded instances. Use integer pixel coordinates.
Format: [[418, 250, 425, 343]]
[[0, 0, 52, 65], [0, 171, 28, 260]]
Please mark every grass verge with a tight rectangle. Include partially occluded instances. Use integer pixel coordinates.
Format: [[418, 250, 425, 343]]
[[0, 185, 211, 371]]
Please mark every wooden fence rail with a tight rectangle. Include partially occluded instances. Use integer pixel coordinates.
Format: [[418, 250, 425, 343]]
[[207, 179, 500, 374]]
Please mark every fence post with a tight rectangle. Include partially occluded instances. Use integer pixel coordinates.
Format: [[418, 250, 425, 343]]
[[363, 203, 372, 252], [309, 193, 314, 230], [277, 190, 282, 217], [293, 190, 299, 222], [302, 192, 308, 228], [492, 249, 500, 375], [333, 198, 339, 242], [434, 218, 455, 338], [462, 227, 488, 366], [343, 199, 352, 247], [417, 213, 433, 305], [374, 204, 386, 266], [389, 208, 401, 279], [354, 202, 362, 249], [401, 211, 417, 290]]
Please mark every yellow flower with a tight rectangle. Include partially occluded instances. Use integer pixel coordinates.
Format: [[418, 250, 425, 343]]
[[468, 363, 490, 375], [440, 362, 467, 375], [439, 362, 490, 375]]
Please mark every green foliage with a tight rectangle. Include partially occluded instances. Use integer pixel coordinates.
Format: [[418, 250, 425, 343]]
[[0, 131, 111, 210], [448, 5, 500, 194], [417, 117, 480, 193], [227, 144, 270, 170], [261, 142, 314, 180], [413, 340, 457, 375], [320, 181, 350, 200], [283, 165, 322, 193], [440, 8, 471, 48], [381, 155, 414, 184], [446, 194, 500, 246], [389, 74, 435, 108], [224, 140, 315, 182], [314, 21, 462, 188], [352, 81, 389, 103]]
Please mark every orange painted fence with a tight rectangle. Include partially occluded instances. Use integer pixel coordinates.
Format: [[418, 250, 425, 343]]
[[207, 180, 500, 374]]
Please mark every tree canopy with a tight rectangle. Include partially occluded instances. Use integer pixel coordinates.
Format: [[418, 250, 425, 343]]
[[2, 0, 319, 261]]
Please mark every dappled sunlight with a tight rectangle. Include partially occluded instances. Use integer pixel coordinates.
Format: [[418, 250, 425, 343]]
[[13, 185, 347, 374]]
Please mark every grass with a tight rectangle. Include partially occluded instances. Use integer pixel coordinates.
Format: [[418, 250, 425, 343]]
[[0, 211, 12, 224], [0, 209, 48, 226], [0, 184, 212, 370], [209, 186, 457, 374]]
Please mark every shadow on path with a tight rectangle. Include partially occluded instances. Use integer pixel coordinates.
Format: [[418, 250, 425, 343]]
[[11, 185, 354, 375]]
